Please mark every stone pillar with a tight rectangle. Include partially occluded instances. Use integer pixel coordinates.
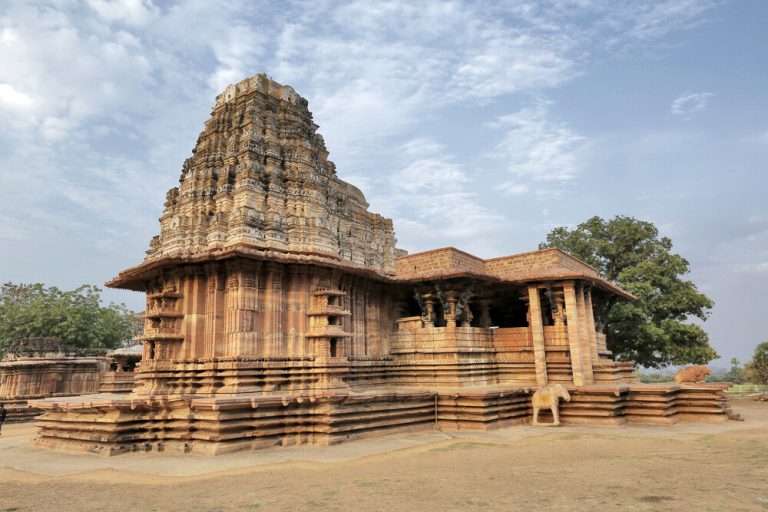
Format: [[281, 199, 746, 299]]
[[576, 284, 594, 379], [585, 286, 599, 361], [527, 285, 549, 387], [563, 281, 593, 385], [550, 290, 565, 327], [478, 299, 492, 328], [422, 295, 435, 327], [445, 291, 458, 328]]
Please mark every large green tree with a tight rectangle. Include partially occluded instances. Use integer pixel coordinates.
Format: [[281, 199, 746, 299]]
[[540, 216, 717, 368], [746, 342, 768, 384], [0, 282, 135, 356]]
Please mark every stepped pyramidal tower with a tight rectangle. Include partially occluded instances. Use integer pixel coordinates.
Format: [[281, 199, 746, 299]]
[[146, 75, 397, 272], [32, 74, 734, 455]]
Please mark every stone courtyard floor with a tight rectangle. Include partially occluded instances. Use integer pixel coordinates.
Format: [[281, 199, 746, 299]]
[[1, 398, 766, 511]]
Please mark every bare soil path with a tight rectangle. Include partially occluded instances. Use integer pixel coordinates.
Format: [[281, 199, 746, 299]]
[[1, 398, 766, 512]]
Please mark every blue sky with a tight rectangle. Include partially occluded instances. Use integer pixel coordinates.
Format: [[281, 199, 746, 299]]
[[0, 0, 766, 365]]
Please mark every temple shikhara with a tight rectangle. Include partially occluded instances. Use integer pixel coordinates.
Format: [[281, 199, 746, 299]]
[[33, 74, 732, 455]]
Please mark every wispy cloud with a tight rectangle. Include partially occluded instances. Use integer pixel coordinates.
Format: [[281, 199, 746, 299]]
[[0, 0, 724, 276], [361, 138, 509, 255], [489, 98, 585, 197], [671, 92, 715, 116], [86, 0, 160, 26]]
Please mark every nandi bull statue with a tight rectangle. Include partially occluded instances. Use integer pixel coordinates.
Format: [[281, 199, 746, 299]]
[[673, 365, 712, 384], [531, 383, 571, 426]]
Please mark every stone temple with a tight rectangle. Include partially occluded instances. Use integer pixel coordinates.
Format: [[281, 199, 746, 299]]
[[33, 74, 732, 455]]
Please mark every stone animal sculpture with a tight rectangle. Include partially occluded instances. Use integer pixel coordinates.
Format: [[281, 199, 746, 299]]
[[531, 383, 571, 426], [673, 365, 712, 384]]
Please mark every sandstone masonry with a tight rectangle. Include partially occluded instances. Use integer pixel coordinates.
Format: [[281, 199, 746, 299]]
[[31, 75, 732, 455]]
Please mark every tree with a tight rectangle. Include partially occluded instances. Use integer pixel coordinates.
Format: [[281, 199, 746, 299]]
[[745, 342, 768, 384], [540, 215, 717, 368], [727, 357, 746, 384], [0, 282, 135, 356]]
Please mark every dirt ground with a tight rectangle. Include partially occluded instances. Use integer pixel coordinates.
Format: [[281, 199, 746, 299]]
[[1, 398, 767, 512]]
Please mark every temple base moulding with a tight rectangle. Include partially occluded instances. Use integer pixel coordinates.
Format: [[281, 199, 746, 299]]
[[30, 382, 734, 456]]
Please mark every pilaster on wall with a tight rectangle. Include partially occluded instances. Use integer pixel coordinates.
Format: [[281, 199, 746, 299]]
[[264, 263, 284, 357], [288, 267, 311, 358], [563, 281, 594, 385], [223, 262, 261, 357], [527, 285, 549, 387], [284, 269, 298, 358], [183, 272, 208, 360], [575, 284, 593, 378], [365, 289, 378, 356], [584, 286, 599, 361], [204, 269, 224, 359], [351, 284, 367, 356]]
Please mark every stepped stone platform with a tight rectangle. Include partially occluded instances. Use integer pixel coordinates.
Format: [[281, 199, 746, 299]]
[[32, 382, 731, 456]]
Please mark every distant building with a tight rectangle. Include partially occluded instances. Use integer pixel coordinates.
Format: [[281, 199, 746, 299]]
[[0, 338, 138, 421]]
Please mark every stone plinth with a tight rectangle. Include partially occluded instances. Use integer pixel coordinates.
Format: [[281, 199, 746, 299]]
[[32, 382, 732, 455]]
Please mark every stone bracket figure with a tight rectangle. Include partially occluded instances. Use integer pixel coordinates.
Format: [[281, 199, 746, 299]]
[[531, 383, 571, 427]]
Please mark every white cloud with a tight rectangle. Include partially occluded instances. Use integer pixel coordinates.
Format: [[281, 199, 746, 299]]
[[610, 0, 718, 42], [671, 92, 715, 116], [86, 0, 160, 26], [361, 136, 509, 255], [0, 83, 34, 109], [393, 156, 470, 193], [207, 24, 265, 92], [489, 98, 585, 196], [501, 183, 530, 196], [0, 0, 727, 296], [258, 0, 587, 165], [0, 3, 157, 144], [400, 138, 445, 157]]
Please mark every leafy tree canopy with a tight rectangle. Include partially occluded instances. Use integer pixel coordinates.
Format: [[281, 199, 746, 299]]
[[746, 342, 768, 384], [540, 215, 717, 368], [0, 282, 136, 356]]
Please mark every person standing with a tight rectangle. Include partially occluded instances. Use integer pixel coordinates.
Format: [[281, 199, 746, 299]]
[[0, 403, 6, 436]]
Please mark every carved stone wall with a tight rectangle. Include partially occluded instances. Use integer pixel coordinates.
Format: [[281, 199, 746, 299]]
[[133, 261, 395, 395]]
